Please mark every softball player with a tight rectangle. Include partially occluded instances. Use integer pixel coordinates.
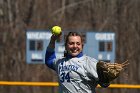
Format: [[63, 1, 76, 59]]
[[45, 32, 110, 93]]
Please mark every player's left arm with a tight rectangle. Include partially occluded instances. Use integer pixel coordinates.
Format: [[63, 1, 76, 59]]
[[97, 65, 110, 88], [85, 57, 110, 87]]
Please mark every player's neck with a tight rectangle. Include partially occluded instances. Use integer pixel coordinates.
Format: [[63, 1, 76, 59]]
[[66, 52, 83, 59]]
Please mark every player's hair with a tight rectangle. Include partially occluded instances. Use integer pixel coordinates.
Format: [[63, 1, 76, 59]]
[[64, 32, 84, 57]]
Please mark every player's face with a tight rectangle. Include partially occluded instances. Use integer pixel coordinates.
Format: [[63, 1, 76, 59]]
[[66, 36, 83, 57]]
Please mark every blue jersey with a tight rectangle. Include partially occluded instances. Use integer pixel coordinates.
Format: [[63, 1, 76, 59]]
[[45, 48, 109, 93]]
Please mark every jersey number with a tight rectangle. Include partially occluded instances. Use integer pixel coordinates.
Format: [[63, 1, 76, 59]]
[[60, 72, 70, 83]]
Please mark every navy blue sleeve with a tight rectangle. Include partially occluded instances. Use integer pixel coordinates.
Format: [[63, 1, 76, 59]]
[[45, 48, 56, 70]]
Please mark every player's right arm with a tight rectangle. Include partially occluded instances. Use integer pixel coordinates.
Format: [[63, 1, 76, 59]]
[[45, 35, 57, 70]]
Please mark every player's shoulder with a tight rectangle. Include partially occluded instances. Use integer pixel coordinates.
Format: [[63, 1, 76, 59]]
[[54, 57, 66, 65], [55, 57, 66, 62], [83, 55, 98, 63]]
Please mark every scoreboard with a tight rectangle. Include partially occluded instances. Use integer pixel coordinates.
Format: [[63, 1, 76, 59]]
[[26, 30, 115, 64], [84, 32, 115, 63]]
